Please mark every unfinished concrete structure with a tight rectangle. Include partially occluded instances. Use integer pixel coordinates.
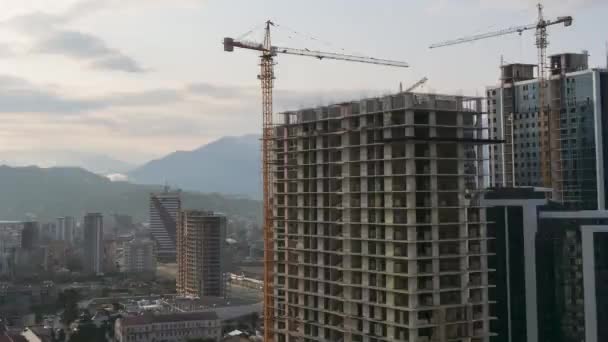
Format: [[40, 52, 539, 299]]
[[271, 92, 492, 342], [177, 210, 226, 298]]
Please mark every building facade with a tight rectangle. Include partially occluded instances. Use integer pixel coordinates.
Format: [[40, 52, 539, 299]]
[[0, 221, 23, 277], [487, 52, 608, 209], [271, 92, 493, 342], [483, 187, 608, 342], [482, 188, 549, 342], [177, 210, 226, 298], [123, 238, 157, 275], [21, 221, 39, 251], [149, 188, 181, 262], [84, 213, 103, 275], [56, 216, 76, 244], [114, 312, 221, 342]]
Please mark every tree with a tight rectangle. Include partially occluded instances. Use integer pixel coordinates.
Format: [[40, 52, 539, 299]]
[[68, 322, 105, 342], [57, 289, 81, 325], [55, 329, 66, 342], [66, 255, 83, 272]]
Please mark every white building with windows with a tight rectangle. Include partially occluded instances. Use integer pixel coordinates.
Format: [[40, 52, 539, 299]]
[[123, 238, 156, 275], [114, 312, 221, 342]]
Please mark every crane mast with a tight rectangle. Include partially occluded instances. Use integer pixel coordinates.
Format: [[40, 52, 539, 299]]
[[224, 21, 408, 342], [535, 4, 551, 187], [260, 20, 275, 342], [429, 3, 572, 190]]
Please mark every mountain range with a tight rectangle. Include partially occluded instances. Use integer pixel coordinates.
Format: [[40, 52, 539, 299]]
[[0, 165, 261, 222], [0, 135, 263, 199], [128, 134, 262, 198], [0, 150, 135, 175]]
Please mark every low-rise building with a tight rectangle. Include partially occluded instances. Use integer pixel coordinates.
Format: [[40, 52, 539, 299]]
[[115, 312, 221, 342]]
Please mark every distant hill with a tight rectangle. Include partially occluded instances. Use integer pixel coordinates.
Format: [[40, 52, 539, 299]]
[[0, 165, 261, 222], [0, 150, 135, 175], [129, 135, 261, 198]]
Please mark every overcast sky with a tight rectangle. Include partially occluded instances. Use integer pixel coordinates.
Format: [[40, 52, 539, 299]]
[[0, 0, 605, 163]]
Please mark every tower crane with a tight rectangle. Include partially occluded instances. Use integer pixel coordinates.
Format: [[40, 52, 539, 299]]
[[401, 76, 428, 92], [430, 4, 572, 188], [224, 20, 408, 342]]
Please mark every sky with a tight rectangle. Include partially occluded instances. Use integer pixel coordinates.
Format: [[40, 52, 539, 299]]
[[0, 0, 606, 164]]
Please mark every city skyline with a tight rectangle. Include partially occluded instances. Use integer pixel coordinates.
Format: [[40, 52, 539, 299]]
[[0, 0, 606, 163]]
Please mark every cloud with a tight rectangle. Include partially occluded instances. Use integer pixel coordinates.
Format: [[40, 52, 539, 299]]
[[0, 74, 180, 113], [33, 30, 145, 72], [478, 0, 604, 11], [426, 0, 604, 14], [187, 82, 256, 99], [107, 173, 128, 182], [0, 43, 16, 57], [0, 75, 99, 113], [187, 81, 378, 111], [103, 89, 182, 107], [92, 55, 145, 73], [2, 0, 146, 73]]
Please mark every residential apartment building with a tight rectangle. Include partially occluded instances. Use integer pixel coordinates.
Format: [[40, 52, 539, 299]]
[[114, 312, 221, 342], [487, 52, 608, 209], [177, 210, 226, 298], [56, 216, 76, 244], [483, 187, 608, 342], [123, 238, 157, 276], [271, 92, 492, 342], [21, 221, 39, 251], [149, 188, 181, 262], [0, 221, 23, 276], [84, 213, 103, 275]]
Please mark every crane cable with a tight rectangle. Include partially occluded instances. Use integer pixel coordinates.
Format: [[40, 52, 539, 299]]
[[272, 22, 369, 58]]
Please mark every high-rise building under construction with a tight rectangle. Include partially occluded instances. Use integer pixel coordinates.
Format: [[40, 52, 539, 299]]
[[149, 187, 181, 262], [487, 52, 608, 209], [271, 92, 493, 342], [177, 210, 226, 298]]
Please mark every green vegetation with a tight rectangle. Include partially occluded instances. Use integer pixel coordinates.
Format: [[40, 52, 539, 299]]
[[0, 165, 261, 222], [68, 320, 113, 342], [58, 289, 81, 325]]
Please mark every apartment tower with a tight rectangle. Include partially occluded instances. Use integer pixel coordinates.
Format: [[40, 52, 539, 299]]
[[177, 210, 226, 298], [21, 221, 39, 250], [271, 92, 492, 342], [84, 213, 103, 275], [56, 216, 76, 244], [123, 238, 157, 276], [487, 52, 608, 209], [149, 187, 181, 262]]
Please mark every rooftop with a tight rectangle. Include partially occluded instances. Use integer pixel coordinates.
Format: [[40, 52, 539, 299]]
[[120, 311, 218, 326]]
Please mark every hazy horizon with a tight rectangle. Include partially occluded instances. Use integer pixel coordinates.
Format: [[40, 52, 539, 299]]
[[0, 0, 606, 163]]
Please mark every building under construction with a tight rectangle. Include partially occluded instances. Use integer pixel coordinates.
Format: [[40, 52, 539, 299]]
[[488, 52, 608, 210], [177, 210, 227, 298], [271, 92, 493, 342]]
